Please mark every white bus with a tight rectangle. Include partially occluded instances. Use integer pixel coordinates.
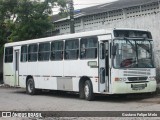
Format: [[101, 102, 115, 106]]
[[3, 28, 157, 100]]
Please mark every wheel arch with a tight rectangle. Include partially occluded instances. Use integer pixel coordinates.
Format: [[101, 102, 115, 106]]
[[26, 75, 33, 87]]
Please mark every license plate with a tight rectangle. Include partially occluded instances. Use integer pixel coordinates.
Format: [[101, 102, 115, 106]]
[[131, 84, 147, 90]]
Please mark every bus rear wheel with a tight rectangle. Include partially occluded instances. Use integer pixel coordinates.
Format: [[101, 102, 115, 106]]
[[84, 80, 94, 101], [26, 78, 36, 95]]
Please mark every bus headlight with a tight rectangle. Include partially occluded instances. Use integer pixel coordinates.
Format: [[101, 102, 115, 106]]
[[148, 76, 156, 81], [115, 77, 127, 82]]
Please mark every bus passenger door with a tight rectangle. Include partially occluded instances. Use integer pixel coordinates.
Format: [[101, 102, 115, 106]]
[[99, 41, 109, 92], [14, 49, 20, 86]]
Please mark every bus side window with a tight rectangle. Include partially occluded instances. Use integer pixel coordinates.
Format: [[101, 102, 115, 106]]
[[80, 37, 98, 59], [38, 42, 50, 61], [28, 44, 38, 62], [51, 41, 63, 61], [21, 45, 28, 62], [5, 47, 13, 63], [65, 39, 79, 60]]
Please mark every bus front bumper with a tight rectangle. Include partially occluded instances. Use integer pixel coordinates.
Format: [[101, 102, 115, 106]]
[[111, 81, 157, 94]]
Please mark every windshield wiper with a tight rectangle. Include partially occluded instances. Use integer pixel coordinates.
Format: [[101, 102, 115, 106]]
[[136, 44, 150, 53], [124, 37, 136, 51], [124, 37, 138, 67]]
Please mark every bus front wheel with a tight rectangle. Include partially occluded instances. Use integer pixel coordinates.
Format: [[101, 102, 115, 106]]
[[26, 78, 36, 95], [84, 80, 94, 101]]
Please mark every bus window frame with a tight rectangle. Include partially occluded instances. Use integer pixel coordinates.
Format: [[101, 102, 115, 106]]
[[21, 45, 28, 62], [38, 42, 50, 61], [4, 47, 13, 63], [28, 43, 38, 62], [64, 39, 79, 60], [51, 40, 64, 61], [80, 36, 98, 60]]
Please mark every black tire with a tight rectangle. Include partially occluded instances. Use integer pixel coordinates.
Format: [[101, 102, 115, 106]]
[[84, 80, 94, 101], [26, 78, 37, 95], [79, 88, 85, 99]]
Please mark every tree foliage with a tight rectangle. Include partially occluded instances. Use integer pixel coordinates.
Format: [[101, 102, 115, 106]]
[[0, 0, 66, 56]]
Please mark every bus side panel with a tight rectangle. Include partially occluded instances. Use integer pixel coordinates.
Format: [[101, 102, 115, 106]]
[[72, 77, 79, 92], [37, 61, 63, 77], [19, 61, 29, 88], [25, 62, 38, 88], [34, 76, 57, 90], [63, 60, 99, 93], [35, 61, 63, 90], [63, 60, 99, 77], [3, 63, 15, 86], [19, 76, 26, 88], [91, 78, 99, 93]]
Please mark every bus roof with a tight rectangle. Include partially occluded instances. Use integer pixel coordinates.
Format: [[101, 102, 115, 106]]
[[4, 28, 149, 47]]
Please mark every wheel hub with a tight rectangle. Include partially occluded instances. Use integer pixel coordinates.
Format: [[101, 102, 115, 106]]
[[28, 81, 33, 93], [84, 84, 89, 98]]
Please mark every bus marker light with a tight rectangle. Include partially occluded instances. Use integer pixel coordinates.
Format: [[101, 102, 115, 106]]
[[149, 76, 156, 81], [115, 78, 119, 81], [115, 78, 127, 81]]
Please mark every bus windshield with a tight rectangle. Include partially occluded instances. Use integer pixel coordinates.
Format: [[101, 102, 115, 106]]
[[113, 38, 154, 68]]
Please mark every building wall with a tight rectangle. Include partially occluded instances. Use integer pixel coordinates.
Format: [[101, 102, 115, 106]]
[[54, 1, 160, 35]]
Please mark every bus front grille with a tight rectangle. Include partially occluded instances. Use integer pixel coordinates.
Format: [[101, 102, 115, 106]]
[[123, 69, 151, 76], [128, 77, 148, 81]]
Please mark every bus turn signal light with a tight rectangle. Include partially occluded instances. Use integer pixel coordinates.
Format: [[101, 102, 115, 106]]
[[115, 77, 127, 82]]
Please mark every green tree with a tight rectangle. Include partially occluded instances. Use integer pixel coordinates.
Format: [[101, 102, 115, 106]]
[[0, 0, 67, 55], [0, 0, 17, 55], [10, 0, 67, 41]]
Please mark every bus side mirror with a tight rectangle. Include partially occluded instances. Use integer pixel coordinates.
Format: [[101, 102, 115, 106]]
[[112, 45, 117, 56]]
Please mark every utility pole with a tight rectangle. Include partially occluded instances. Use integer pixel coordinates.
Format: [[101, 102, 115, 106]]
[[68, 0, 75, 33]]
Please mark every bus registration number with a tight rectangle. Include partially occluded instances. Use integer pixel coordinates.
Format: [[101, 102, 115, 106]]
[[131, 83, 147, 90]]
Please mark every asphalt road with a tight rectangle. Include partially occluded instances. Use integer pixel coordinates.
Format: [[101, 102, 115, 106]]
[[0, 86, 160, 120]]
